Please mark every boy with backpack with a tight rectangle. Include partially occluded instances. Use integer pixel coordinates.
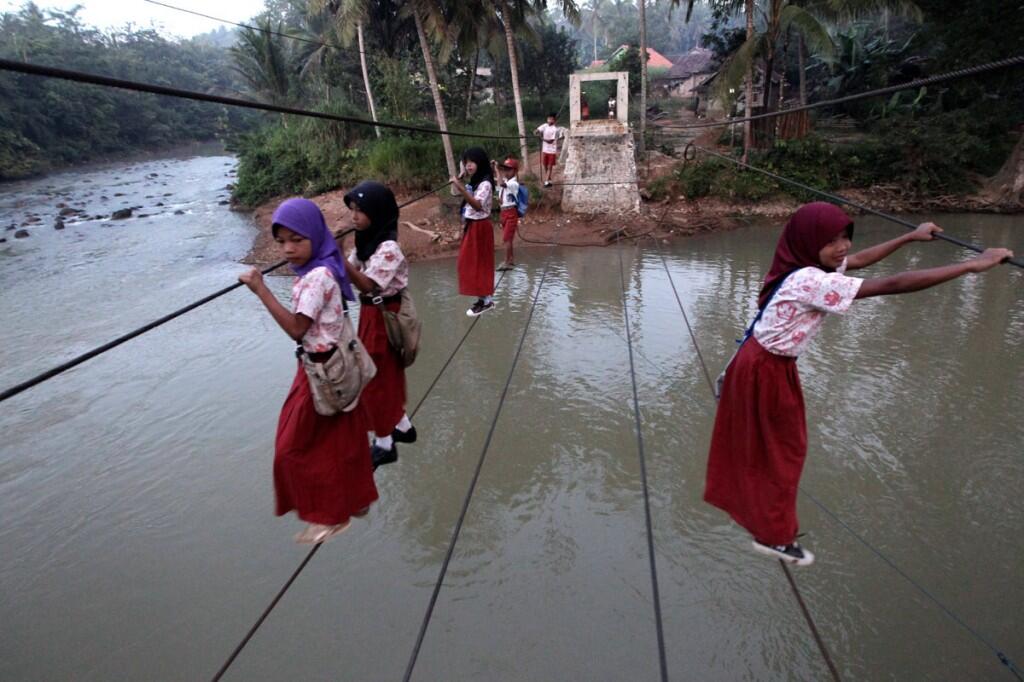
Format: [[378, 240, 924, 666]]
[[492, 156, 526, 271]]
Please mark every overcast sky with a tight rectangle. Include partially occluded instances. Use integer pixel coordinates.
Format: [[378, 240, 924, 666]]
[[1, 0, 268, 38]]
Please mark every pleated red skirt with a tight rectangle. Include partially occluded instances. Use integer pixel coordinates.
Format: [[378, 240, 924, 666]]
[[704, 337, 807, 546], [357, 300, 407, 436], [274, 365, 379, 525], [458, 218, 495, 296]]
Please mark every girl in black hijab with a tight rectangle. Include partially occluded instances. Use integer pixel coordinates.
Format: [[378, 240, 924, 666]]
[[451, 147, 497, 316], [344, 181, 415, 469]]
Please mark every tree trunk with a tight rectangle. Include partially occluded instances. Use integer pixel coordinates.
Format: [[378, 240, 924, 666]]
[[413, 9, 457, 183], [638, 0, 648, 156], [499, 0, 531, 175], [984, 133, 1024, 207], [797, 34, 807, 106], [357, 22, 380, 139], [743, 0, 754, 163], [464, 49, 479, 123], [593, 14, 598, 63]]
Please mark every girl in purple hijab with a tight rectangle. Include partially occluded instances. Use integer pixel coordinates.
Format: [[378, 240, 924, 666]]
[[271, 197, 355, 300], [239, 198, 377, 545]]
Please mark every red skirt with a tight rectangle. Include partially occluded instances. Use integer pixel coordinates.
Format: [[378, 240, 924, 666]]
[[703, 337, 807, 546], [500, 207, 518, 243], [458, 218, 495, 296], [274, 365, 379, 525], [357, 300, 407, 436]]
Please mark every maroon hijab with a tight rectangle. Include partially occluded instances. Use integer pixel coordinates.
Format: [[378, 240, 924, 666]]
[[758, 202, 854, 307]]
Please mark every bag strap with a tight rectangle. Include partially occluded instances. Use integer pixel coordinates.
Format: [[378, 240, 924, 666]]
[[739, 269, 796, 344]]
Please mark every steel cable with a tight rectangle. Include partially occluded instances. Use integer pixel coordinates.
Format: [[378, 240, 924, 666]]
[[0, 59, 521, 140], [401, 223, 566, 682], [0, 182, 453, 404], [654, 55, 1024, 131], [688, 144, 1024, 269], [617, 246, 670, 682]]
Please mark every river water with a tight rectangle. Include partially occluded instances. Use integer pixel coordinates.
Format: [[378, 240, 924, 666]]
[[1, 153, 1021, 681]]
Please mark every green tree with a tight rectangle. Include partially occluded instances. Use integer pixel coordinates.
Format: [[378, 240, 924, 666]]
[[230, 19, 298, 106]]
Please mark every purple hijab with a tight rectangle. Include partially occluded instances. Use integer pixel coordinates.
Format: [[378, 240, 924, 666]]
[[271, 198, 354, 301]]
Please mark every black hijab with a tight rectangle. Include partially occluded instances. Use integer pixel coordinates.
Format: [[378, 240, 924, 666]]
[[344, 181, 399, 262], [460, 147, 493, 216]]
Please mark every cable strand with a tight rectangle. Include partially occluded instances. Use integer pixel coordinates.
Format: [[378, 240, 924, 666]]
[[0, 181, 451, 404], [689, 144, 1024, 269], [401, 224, 566, 682], [654, 55, 1024, 131], [617, 246, 670, 682]]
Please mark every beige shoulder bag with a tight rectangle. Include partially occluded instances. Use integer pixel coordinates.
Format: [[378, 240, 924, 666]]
[[299, 300, 376, 416], [373, 288, 422, 368]]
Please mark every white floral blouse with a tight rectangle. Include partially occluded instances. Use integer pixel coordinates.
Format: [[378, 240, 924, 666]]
[[291, 266, 346, 353], [348, 240, 408, 298], [752, 260, 864, 357]]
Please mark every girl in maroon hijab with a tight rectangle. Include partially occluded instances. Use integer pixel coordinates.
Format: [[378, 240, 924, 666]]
[[704, 202, 1013, 566]]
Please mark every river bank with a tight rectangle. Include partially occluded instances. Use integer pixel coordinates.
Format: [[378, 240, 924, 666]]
[[244, 175, 1018, 268]]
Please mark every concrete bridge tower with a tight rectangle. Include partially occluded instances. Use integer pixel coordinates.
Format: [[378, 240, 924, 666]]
[[561, 71, 641, 215]]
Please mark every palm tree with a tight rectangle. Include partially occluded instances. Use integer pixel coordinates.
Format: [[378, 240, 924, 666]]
[[311, 0, 381, 137], [708, 0, 834, 151], [401, 0, 458, 181], [581, 0, 613, 64], [230, 20, 296, 108], [794, 0, 921, 105], [497, 0, 579, 176]]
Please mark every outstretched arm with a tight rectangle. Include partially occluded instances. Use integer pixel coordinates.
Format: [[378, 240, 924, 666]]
[[239, 268, 312, 340], [846, 222, 943, 270], [856, 248, 1013, 298]]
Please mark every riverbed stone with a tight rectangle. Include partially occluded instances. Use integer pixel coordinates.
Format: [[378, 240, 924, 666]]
[[111, 208, 133, 219], [14, 230, 30, 239]]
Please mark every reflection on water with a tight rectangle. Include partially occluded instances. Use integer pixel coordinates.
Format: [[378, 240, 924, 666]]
[[0, 194, 1021, 680]]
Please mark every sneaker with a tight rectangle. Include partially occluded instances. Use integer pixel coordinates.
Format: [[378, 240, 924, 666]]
[[392, 425, 417, 444], [751, 540, 815, 566], [371, 444, 398, 470], [544, 181, 552, 187], [466, 300, 495, 317], [496, 263, 513, 272]]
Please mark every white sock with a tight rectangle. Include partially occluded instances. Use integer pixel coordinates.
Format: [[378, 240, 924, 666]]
[[396, 414, 412, 432], [483, 295, 493, 305], [375, 435, 394, 450]]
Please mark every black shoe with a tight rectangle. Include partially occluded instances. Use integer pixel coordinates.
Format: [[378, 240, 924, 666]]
[[466, 300, 494, 317], [371, 444, 398, 470], [752, 540, 815, 566], [392, 426, 417, 444]]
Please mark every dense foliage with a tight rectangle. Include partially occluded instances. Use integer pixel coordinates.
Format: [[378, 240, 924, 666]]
[[0, 4, 257, 180]]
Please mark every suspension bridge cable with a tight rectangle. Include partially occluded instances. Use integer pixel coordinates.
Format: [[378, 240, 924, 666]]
[[617, 247, 670, 682], [144, 0, 347, 54], [654, 55, 1024, 131], [800, 488, 1024, 681], [0, 182, 452, 405], [210, 544, 323, 681], [0, 59, 521, 141], [208, 266, 513, 682], [648, 236, 1020, 680], [401, 226, 565, 682], [688, 143, 1024, 270]]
